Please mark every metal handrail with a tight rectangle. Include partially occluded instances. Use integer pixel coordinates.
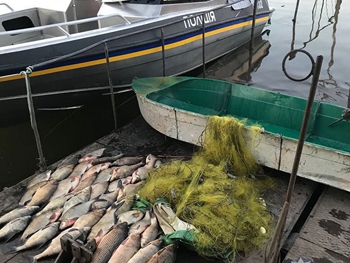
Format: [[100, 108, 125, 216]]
[[0, 3, 13, 12], [29, 2, 267, 70], [0, 13, 132, 36]]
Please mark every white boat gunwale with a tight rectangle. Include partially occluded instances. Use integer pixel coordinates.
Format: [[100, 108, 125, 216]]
[[134, 78, 350, 193]]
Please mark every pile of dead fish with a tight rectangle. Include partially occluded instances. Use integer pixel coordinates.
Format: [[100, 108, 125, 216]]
[[0, 148, 176, 263]]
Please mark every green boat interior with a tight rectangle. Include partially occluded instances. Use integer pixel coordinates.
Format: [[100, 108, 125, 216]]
[[143, 78, 350, 153]]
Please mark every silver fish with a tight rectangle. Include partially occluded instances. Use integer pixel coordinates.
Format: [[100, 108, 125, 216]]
[[0, 216, 31, 241], [0, 206, 39, 226], [21, 208, 63, 240], [145, 154, 157, 164], [19, 181, 47, 206], [73, 209, 106, 229], [27, 180, 58, 206], [87, 196, 134, 242], [79, 148, 106, 163], [117, 181, 145, 202], [99, 188, 120, 205], [94, 168, 113, 183], [107, 233, 141, 263], [50, 175, 81, 201], [71, 175, 96, 194], [36, 195, 72, 217], [110, 162, 144, 182], [112, 156, 143, 166], [59, 200, 96, 230], [91, 200, 110, 211], [141, 211, 159, 247], [129, 210, 151, 235], [146, 244, 177, 263], [91, 222, 128, 263], [13, 222, 60, 253], [108, 177, 131, 193], [90, 181, 108, 200], [63, 186, 91, 214], [57, 154, 80, 168], [70, 161, 93, 177], [113, 195, 135, 217], [33, 227, 91, 261], [127, 238, 163, 263], [87, 207, 118, 243], [27, 170, 52, 189], [117, 210, 144, 225], [82, 163, 110, 180], [50, 164, 74, 181], [131, 158, 158, 183]]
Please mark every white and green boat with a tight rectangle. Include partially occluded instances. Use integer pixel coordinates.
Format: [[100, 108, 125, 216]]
[[132, 76, 350, 192]]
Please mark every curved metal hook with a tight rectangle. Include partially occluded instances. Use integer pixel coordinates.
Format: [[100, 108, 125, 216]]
[[282, 49, 315, 82]]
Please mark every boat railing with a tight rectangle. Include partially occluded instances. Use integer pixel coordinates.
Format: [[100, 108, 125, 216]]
[[0, 3, 13, 12], [0, 13, 133, 37], [9, 1, 260, 171], [0, 1, 234, 38], [20, 3, 234, 73]]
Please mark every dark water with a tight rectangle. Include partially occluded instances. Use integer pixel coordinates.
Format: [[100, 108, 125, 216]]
[[0, 93, 139, 190], [0, 0, 349, 190]]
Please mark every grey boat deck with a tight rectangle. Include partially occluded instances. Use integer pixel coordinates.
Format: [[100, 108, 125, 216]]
[[0, 116, 349, 263]]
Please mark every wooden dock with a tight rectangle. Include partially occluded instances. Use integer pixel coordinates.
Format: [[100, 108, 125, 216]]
[[0, 116, 349, 263]]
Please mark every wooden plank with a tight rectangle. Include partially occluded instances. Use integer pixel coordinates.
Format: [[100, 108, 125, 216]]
[[283, 238, 349, 263], [283, 187, 350, 262]]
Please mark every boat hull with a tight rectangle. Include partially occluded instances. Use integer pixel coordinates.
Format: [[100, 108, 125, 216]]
[[0, 0, 272, 125], [133, 77, 350, 192]]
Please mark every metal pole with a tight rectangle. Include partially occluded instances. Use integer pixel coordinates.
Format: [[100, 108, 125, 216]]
[[266, 55, 323, 263], [104, 43, 118, 131], [292, 0, 301, 23], [248, 0, 258, 80], [161, 28, 166, 77], [249, 0, 258, 53], [202, 13, 206, 78], [21, 67, 47, 171]]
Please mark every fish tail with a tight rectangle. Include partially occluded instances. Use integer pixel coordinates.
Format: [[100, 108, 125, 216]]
[[1, 245, 18, 255], [22, 254, 37, 263]]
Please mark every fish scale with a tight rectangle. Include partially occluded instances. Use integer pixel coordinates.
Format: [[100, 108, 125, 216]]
[[107, 233, 141, 263], [127, 238, 163, 263], [146, 244, 177, 263], [91, 222, 128, 263]]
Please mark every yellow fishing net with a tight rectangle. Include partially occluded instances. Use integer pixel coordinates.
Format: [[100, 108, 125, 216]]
[[138, 116, 275, 258]]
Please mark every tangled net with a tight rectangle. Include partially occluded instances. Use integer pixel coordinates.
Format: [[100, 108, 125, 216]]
[[138, 116, 275, 258]]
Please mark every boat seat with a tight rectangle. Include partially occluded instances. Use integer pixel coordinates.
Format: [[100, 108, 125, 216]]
[[0, 7, 68, 47]]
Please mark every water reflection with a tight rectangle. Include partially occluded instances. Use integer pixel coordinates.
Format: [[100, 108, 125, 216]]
[[197, 34, 271, 83], [318, 0, 341, 90], [291, 0, 343, 94]]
